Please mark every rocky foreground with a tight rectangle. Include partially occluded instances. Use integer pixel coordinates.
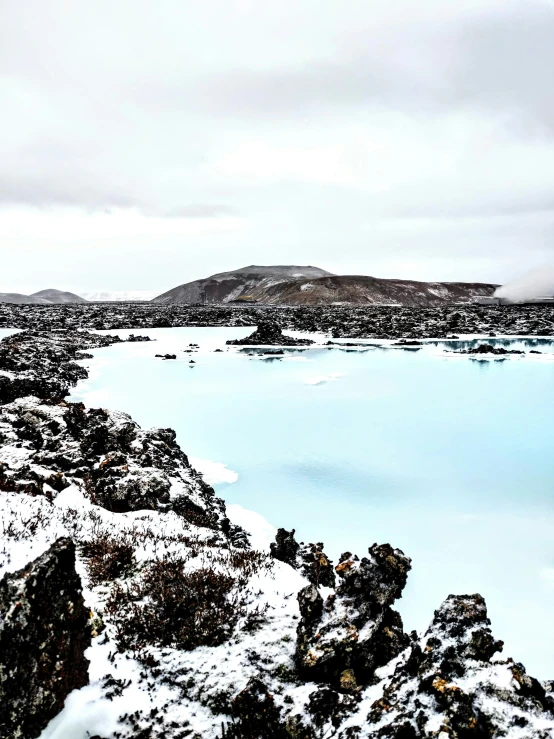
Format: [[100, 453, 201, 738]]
[[0, 327, 553, 739]]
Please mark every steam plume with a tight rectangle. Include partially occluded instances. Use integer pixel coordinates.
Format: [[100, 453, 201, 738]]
[[494, 266, 554, 303]]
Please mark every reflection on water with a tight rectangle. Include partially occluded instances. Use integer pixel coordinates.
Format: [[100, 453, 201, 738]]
[[67, 327, 554, 678]]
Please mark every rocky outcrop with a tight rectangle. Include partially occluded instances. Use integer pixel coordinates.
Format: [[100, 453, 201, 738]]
[[454, 343, 524, 355], [226, 320, 314, 346], [0, 330, 120, 404], [367, 594, 554, 738], [270, 528, 335, 587], [0, 538, 90, 739], [296, 545, 411, 687], [0, 397, 228, 528]]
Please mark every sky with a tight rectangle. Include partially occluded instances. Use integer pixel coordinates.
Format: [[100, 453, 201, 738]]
[[2, 0, 554, 295]]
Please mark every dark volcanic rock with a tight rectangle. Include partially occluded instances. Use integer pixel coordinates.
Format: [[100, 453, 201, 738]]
[[367, 594, 554, 738], [0, 538, 90, 739], [296, 544, 411, 687], [0, 330, 120, 404], [0, 398, 228, 528], [226, 320, 314, 346], [455, 343, 523, 355], [270, 528, 335, 587], [0, 302, 552, 343], [270, 528, 300, 568]]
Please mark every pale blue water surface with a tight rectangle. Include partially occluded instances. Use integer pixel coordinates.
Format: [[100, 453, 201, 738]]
[[68, 327, 554, 678]]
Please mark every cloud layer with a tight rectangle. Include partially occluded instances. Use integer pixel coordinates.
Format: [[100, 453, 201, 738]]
[[1, 0, 553, 291]]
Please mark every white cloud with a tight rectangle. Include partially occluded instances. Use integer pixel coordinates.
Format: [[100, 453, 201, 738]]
[[1, 0, 553, 291]]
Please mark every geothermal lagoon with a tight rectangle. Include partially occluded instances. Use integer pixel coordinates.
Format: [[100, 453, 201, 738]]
[[69, 327, 554, 679]]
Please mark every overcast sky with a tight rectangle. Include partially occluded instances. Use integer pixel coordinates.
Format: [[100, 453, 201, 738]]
[[2, 0, 554, 294]]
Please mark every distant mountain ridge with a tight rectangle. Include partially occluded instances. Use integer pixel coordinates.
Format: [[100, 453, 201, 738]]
[[153, 266, 497, 306], [0, 289, 157, 304], [153, 265, 333, 305], [0, 289, 86, 305], [0, 293, 53, 305], [245, 274, 498, 306], [31, 289, 87, 304]]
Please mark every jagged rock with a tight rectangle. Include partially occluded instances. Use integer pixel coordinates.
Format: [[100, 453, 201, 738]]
[[270, 528, 299, 567], [0, 397, 229, 530], [368, 594, 554, 738], [455, 343, 523, 355], [226, 320, 314, 346], [296, 544, 411, 687], [0, 330, 120, 404], [297, 542, 336, 588], [0, 538, 90, 739], [307, 686, 358, 730], [270, 529, 335, 587]]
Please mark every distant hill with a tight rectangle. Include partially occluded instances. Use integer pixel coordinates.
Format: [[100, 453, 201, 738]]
[[153, 265, 335, 305], [245, 275, 498, 306], [0, 292, 52, 305], [153, 266, 497, 306], [31, 289, 87, 304]]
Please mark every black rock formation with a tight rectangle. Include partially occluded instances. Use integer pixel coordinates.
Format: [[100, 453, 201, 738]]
[[0, 330, 120, 404], [455, 343, 524, 355], [0, 538, 91, 739], [0, 398, 227, 528], [296, 544, 411, 687], [270, 528, 335, 588], [367, 594, 554, 738], [226, 320, 314, 346]]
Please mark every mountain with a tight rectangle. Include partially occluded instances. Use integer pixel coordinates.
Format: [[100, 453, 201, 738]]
[[153, 266, 497, 306], [31, 289, 87, 304], [245, 275, 498, 306], [0, 292, 52, 305], [80, 290, 159, 302], [153, 265, 335, 304]]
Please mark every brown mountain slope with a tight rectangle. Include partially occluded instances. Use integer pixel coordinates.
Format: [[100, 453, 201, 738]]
[[246, 275, 498, 306], [153, 265, 334, 305]]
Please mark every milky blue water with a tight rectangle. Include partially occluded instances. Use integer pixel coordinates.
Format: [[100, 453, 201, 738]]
[[66, 327, 554, 678]]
